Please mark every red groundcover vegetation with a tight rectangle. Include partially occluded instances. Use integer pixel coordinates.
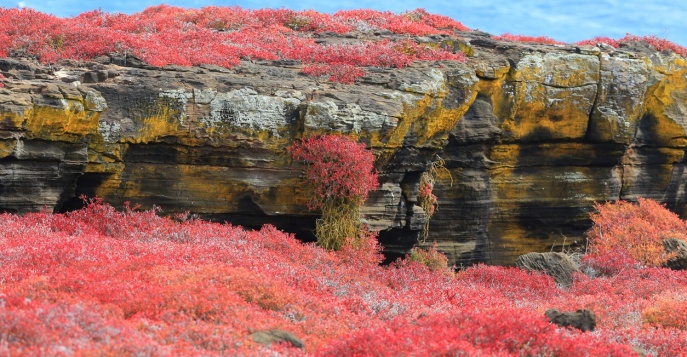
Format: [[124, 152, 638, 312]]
[[1, 198, 687, 356], [0, 5, 467, 83], [1, 5, 686, 84]]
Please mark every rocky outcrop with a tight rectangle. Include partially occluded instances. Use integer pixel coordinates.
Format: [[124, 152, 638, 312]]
[[545, 309, 596, 332], [2, 33, 687, 266], [663, 238, 687, 270], [515, 252, 580, 287], [250, 329, 304, 349]]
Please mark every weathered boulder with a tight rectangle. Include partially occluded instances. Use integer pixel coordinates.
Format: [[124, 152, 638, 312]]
[[250, 329, 304, 349], [545, 308, 596, 332], [663, 238, 687, 270], [2, 33, 687, 266], [515, 252, 580, 287]]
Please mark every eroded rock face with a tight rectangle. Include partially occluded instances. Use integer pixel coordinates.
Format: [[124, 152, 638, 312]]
[[2, 34, 687, 266]]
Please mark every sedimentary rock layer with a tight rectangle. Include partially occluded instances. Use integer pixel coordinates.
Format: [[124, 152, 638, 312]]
[[2, 33, 686, 265]]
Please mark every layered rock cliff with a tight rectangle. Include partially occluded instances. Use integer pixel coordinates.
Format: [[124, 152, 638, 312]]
[[2, 32, 687, 265]]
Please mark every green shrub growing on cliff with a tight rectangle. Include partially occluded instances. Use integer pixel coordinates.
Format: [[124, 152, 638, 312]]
[[290, 135, 378, 251]]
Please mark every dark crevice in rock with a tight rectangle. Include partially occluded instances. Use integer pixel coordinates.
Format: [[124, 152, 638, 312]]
[[60, 173, 114, 213], [584, 52, 604, 141], [378, 226, 421, 264]]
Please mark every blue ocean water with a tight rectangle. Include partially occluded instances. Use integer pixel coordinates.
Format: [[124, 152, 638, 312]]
[[2, 0, 686, 47]]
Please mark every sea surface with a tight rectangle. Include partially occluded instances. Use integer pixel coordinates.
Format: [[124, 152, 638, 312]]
[[2, 0, 686, 46]]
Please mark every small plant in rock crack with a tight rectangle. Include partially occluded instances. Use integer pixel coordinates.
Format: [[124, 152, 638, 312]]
[[417, 156, 452, 243]]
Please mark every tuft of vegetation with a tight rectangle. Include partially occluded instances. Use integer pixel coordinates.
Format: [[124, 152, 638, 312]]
[[417, 156, 452, 243], [576, 34, 687, 57], [409, 242, 451, 273], [493, 33, 564, 45], [290, 135, 378, 251]]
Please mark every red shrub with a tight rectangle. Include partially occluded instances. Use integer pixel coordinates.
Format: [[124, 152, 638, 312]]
[[620, 34, 687, 57], [290, 135, 378, 210], [575, 36, 621, 48], [576, 34, 687, 58], [338, 229, 385, 266], [335, 8, 470, 36], [494, 33, 564, 45], [585, 198, 687, 273], [643, 290, 687, 330]]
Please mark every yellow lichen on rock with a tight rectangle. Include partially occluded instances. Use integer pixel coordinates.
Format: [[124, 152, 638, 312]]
[[127, 99, 184, 145], [0, 139, 17, 158], [23, 102, 101, 142], [85, 140, 126, 174], [496, 53, 600, 141], [91, 162, 305, 214], [640, 54, 687, 147]]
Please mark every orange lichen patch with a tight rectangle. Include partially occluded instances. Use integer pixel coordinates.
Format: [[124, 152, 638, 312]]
[[641, 55, 687, 147], [379, 88, 476, 149], [487, 221, 551, 265], [439, 39, 474, 57], [124, 101, 184, 144], [0, 139, 17, 158], [488, 53, 600, 141], [475, 78, 512, 126], [502, 83, 595, 141], [477, 70, 595, 142], [92, 163, 304, 214], [85, 140, 126, 174], [414, 94, 477, 147], [23, 102, 101, 142]]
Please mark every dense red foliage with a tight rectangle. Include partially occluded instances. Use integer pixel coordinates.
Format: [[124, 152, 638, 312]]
[[585, 198, 687, 274], [290, 135, 378, 210], [0, 5, 468, 83], [494, 33, 564, 45], [492, 32, 687, 59], [576, 34, 687, 57], [1, 198, 687, 355]]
